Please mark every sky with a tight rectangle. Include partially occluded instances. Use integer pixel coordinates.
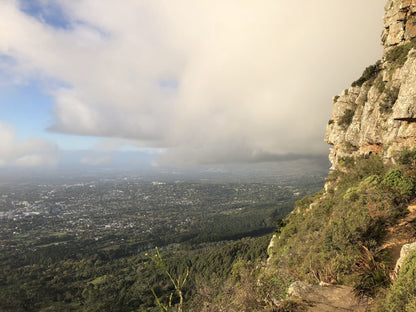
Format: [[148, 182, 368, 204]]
[[0, 0, 385, 171]]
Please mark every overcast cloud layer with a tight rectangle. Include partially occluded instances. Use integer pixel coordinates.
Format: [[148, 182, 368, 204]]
[[0, 0, 384, 166]]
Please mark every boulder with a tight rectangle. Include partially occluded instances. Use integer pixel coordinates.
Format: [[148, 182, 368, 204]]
[[394, 242, 416, 277]]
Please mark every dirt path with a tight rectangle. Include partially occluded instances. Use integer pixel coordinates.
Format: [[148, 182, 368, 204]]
[[288, 281, 368, 312], [380, 203, 416, 270], [286, 203, 416, 311]]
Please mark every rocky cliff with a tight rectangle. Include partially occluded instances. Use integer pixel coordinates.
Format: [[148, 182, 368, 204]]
[[325, 0, 416, 170], [265, 1, 416, 310]]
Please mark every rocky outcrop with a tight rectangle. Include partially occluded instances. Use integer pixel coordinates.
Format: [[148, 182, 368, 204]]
[[325, 0, 416, 170], [394, 241, 416, 277], [266, 234, 277, 265], [383, 0, 416, 48]]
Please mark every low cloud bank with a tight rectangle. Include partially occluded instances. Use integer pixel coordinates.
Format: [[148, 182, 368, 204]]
[[0, 0, 384, 165], [0, 122, 59, 167]]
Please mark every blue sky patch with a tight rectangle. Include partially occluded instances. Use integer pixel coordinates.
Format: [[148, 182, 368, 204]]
[[0, 84, 54, 140], [19, 0, 72, 30]]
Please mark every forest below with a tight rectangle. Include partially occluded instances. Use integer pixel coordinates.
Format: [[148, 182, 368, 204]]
[[0, 173, 325, 311]]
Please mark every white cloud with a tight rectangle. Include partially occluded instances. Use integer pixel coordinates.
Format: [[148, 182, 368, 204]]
[[0, 122, 59, 167], [0, 0, 385, 164]]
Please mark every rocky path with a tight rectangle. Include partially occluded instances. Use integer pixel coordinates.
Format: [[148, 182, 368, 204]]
[[381, 203, 416, 271], [288, 281, 368, 312], [286, 203, 416, 312]]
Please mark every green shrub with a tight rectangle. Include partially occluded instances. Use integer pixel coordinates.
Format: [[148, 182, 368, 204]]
[[375, 76, 386, 93], [361, 175, 382, 186], [380, 87, 400, 114], [352, 61, 382, 87], [269, 155, 406, 286], [398, 148, 416, 167], [339, 156, 355, 168], [343, 187, 359, 201], [353, 245, 390, 299], [333, 95, 340, 103], [380, 251, 416, 311], [344, 141, 358, 152], [352, 155, 386, 180], [338, 109, 355, 129], [382, 169, 415, 197], [328, 119, 334, 125], [385, 38, 416, 69]]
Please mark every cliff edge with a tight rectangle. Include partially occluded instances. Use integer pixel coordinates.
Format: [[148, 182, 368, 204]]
[[325, 0, 416, 170], [266, 1, 416, 310]]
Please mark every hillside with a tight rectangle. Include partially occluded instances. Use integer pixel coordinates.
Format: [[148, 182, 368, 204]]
[[265, 0, 416, 310], [2, 1, 416, 311]]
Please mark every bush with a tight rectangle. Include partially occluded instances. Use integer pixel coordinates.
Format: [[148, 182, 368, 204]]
[[398, 148, 416, 167], [375, 76, 386, 93], [380, 251, 416, 311], [380, 87, 400, 114], [382, 169, 415, 197], [269, 155, 407, 286], [385, 38, 416, 69], [339, 156, 355, 168], [338, 109, 355, 129], [352, 61, 382, 87], [353, 245, 390, 299], [343, 187, 359, 201]]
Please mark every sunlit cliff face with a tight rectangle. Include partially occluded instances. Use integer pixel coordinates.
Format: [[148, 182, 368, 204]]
[[326, 0, 416, 170]]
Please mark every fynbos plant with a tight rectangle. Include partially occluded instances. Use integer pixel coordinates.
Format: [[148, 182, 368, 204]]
[[146, 247, 189, 312]]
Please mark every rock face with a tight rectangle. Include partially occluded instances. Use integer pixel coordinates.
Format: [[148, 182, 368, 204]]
[[383, 0, 416, 47], [394, 241, 416, 276], [325, 0, 416, 170]]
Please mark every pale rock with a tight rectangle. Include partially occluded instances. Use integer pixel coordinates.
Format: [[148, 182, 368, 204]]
[[287, 281, 313, 299], [382, 0, 416, 48], [394, 242, 416, 277], [325, 0, 416, 171], [392, 55, 416, 119]]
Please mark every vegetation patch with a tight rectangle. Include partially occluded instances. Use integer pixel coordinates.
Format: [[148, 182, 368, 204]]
[[339, 156, 355, 168], [398, 148, 416, 167], [338, 109, 356, 129], [351, 61, 382, 87], [353, 245, 390, 299], [385, 38, 416, 70], [382, 169, 415, 197], [269, 155, 415, 296], [379, 251, 416, 311], [375, 76, 386, 94], [379, 87, 400, 114]]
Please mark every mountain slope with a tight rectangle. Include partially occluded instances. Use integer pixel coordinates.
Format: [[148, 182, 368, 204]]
[[266, 1, 416, 310]]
